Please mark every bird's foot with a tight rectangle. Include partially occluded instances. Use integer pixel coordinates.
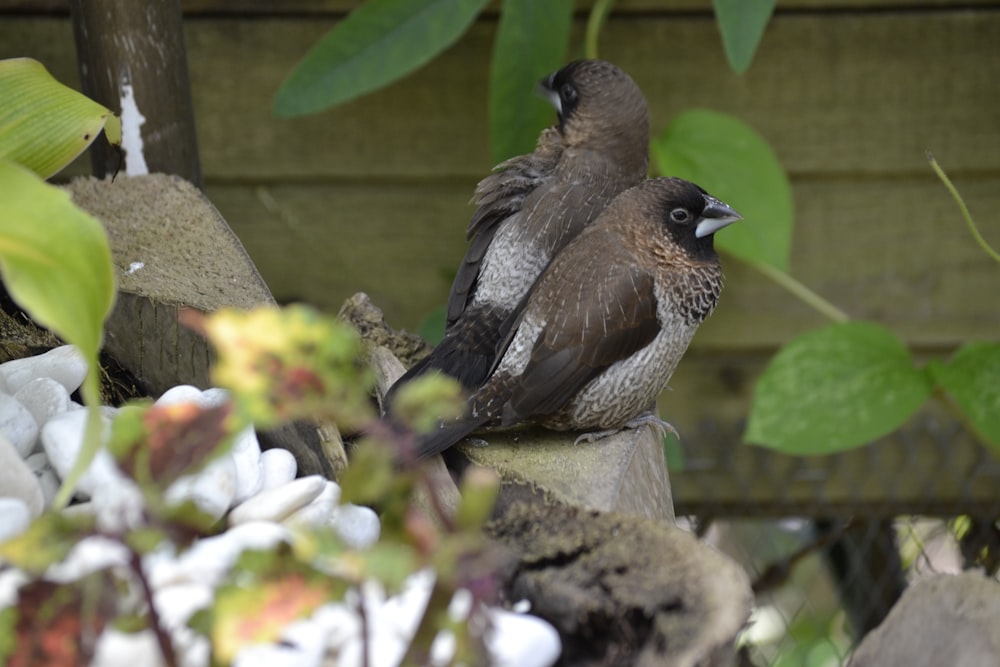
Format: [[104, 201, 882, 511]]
[[573, 412, 679, 445]]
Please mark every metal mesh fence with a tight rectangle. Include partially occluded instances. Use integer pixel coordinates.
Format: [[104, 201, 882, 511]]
[[670, 409, 1000, 666]]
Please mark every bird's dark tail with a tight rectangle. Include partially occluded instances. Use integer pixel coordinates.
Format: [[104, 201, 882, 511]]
[[383, 309, 506, 412], [415, 414, 491, 459]]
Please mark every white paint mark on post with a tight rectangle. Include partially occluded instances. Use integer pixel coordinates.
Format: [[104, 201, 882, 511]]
[[119, 81, 149, 176]]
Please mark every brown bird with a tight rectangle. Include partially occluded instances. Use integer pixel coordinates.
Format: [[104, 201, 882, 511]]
[[387, 60, 650, 402], [416, 177, 741, 458]]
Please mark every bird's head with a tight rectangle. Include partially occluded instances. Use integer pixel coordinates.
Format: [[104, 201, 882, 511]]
[[538, 60, 650, 159], [644, 177, 742, 259]]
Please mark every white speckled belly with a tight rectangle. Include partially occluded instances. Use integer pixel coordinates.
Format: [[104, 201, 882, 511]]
[[472, 211, 550, 311], [546, 313, 698, 430]]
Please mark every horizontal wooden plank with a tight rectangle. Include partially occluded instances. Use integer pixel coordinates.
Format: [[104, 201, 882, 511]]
[[661, 352, 1000, 517], [202, 176, 1000, 346], [5, 1, 999, 14], [3, 10, 999, 179]]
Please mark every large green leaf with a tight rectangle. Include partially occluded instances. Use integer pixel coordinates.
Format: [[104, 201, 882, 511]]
[[746, 322, 934, 455], [712, 0, 777, 74], [489, 0, 573, 163], [0, 160, 116, 507], [0, 58, 120, 179], [0, 161, 115, 359], [652, 109, 793, 272], [929, 342, 1000, 452], [273, 0, 490, 117]]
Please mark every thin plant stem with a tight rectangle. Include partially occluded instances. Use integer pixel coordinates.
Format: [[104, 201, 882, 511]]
[[127, 547, 179, 667], [585, 0, 616, 59], [927, 151, 1000, 264], [744, 258, 851, 324]]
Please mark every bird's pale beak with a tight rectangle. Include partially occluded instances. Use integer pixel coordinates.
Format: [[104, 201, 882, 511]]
[[695, 195, 742, 238], [536, 75, 562, 116]]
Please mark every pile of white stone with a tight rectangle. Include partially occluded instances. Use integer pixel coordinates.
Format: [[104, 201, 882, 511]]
[[0, 346, 560, 667]]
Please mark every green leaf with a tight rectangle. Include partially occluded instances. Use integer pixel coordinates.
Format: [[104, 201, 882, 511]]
[[929, 342, 1000, 451], [712, 0, 777, 74], [0, 160, 116, 361], [746, 322, 933, 455], [0, 58, 120, 179], [651, 108, 793, 272], [489, 0, 573, 163], [0, 160, 116, 508], [273, 0, 491, 117], [0, 512, 95, 575]]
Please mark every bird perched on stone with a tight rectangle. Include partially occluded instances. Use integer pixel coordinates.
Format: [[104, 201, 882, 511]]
[[387, 60, 651, 404], [416, 177, 741, 458]]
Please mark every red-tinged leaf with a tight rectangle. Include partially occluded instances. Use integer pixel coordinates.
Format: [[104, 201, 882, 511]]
[[201, 305, 374, 429], [112, 402, 232, 489], [213, 565, 342, 663], [144, 402, 232, 481], [9, 575, 116, 667]]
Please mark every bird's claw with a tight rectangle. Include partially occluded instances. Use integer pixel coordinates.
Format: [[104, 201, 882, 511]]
[[573, 412, 679, 445]]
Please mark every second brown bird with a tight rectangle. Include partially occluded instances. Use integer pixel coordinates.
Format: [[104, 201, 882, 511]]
[[387, 60, 651, 402]]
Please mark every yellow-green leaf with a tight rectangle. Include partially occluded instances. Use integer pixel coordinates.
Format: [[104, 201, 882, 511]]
[[0, 57, 120, 179]]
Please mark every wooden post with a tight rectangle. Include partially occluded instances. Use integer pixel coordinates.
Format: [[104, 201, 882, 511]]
[[68, 0, 202, 187]]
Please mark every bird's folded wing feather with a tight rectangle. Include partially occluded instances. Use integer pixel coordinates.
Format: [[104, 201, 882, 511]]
[[506, 251, 661, 421], [446, 129, 563, 325]]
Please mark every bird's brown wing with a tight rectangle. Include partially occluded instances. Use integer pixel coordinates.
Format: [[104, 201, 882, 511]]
[[505, 248, 661, 421], [445, 129, 564, 326]]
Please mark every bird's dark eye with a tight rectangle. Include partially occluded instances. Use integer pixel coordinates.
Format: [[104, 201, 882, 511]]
[[670, 208, 691, 223], [560, 83, 578, 105]]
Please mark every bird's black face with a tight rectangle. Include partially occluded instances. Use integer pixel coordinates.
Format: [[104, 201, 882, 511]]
[[659, 180, 741, 258], [539, 61, 584, 129]]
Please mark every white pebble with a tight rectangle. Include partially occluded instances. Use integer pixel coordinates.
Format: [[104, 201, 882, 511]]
[[0, 345, 88, 394], [0, 567, 29, 608], [284, 480, 340, 528], [41, 410, 116, 498], [154, 583, 214, 631], [154, 384, 205, 406], [91, 628, 165, 667], [35, 467, 60, 509], [89, 477, 146, 532], [13, 377, 71, 432], [313, 603, 361, 651], [0, 497, 31, 542], [45, 536, 130, 583], [231, 426, 263, 503], [259, 448, 297, 490], [165, 454, 238, 521], [228, 475, 326, 526], [0, 393, 39, 457], [234, 643, 317, 667], [23, 451, 48, 472], [278, 618, 328, 666], [486, 608, 562, 667], [331, 503, 381, 549], [148, 521, 290, 590], [25, 452, 60, 509], [199, 387, 231, 407], [0, 435, 44, 517], [361, 574, 430, 656], [176, 629, 211, 667]]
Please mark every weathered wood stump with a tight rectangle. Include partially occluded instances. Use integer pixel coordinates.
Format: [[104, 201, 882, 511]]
[[66, 173, 346, 478]]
